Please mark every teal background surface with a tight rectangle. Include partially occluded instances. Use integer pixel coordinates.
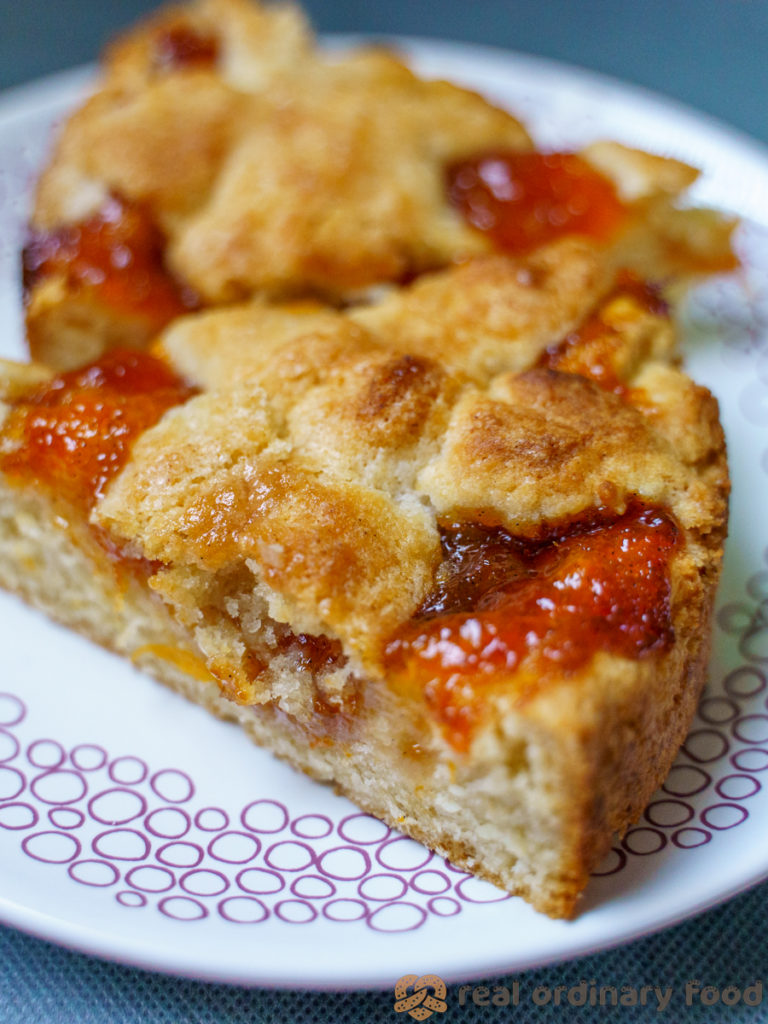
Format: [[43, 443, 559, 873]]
[[1, 1, 767, 1020], [1, 0, 767, 144]]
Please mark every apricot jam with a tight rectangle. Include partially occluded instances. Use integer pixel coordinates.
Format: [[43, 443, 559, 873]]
[[0, 350, 195, 511], [446, 150, 627, 254], [537, 271, 669, 395], [23, 195, 198, 329], [278, 631, 346, 676], [275, 630, 352, 716], [154, 25, 219, 70], [385, 502, 680, 751]]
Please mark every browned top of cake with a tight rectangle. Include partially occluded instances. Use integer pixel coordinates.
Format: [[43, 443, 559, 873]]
[[28, 0, 733, 318]]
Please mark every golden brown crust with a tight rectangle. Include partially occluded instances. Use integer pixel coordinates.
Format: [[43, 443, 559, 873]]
[[102, 0, 315, 95], [352, 239, 615, 382]]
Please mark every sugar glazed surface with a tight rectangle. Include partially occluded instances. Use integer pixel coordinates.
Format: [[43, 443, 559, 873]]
[[0, 0, 733, 918]]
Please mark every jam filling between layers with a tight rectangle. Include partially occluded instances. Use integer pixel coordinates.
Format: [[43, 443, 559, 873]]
[[536, 270, 669, 396], [154, 25, 220, 71], [385, 503, 681, 752], [23, 195, 199, 331], [446, 150, 627, 255], [0, 349, 196, 513], [446, 148, 737, 273]]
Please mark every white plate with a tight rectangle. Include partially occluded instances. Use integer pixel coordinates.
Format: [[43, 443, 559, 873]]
[[1, 43, 768, 990]]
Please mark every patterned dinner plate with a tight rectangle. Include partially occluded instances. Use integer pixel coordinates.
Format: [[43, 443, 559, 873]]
[[0, 42, 767, 989]]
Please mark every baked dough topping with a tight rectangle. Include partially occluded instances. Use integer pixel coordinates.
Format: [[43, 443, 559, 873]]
[[82, 251, 725, 699], [30, 2, 530, 304], [536, 270, 668, 395], [385, 502, 680, 750], [2, 239, 727, 713], [22, 0, 735, 374]]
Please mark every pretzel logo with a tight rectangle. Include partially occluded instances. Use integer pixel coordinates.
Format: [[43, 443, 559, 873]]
[[394, 975, 448, 1019]]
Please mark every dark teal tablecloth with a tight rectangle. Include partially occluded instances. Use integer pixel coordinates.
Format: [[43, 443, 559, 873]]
[[1, 2, 768, 1020], [2, 880, 767, 1021]]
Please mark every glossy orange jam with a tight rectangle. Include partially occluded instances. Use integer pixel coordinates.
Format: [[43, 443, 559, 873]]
[[154, 25, 219, 70], [446, 150, 627, 254], [0, 350, 195, 512], [385, 502, 680, 751], [537, 271, 669, 395], [23, 195, 198, 329]]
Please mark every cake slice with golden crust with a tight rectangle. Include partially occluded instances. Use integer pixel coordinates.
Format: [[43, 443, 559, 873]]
[[23, 0, 735, 370], [0, 243, 729, 917]]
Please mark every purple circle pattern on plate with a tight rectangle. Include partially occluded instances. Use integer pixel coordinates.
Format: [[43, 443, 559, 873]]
[[1, 112, 768, 926], [0, 691, 501, 931]]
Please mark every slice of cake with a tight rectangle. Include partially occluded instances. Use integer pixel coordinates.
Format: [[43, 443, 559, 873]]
[[0, 241, 729, 917], [22, 0, 734, 369]]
